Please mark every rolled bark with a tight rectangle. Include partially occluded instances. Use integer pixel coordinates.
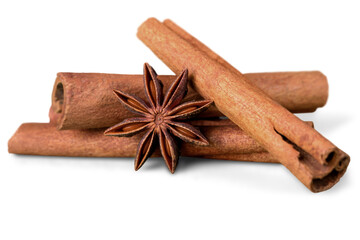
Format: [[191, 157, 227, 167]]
[[51, 70, 328, 130], [7, 120, 313, 163], [9, 122, 278, 162], [137, 18, 349, 192]]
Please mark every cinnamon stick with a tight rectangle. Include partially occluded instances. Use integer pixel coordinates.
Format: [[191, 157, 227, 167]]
[[10, 120, 312, 162], [137, 18, 350, 192], [51, 71, 328, 130]]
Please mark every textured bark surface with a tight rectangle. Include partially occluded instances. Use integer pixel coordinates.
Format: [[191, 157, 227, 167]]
[[137, 18, 349, 192], [7, 121, 314, 163], [9, 122, 278, 162], [51, 70, 328, 130]]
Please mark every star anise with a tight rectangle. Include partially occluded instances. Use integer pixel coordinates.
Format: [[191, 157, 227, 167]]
[[104, 63, 213, 173]]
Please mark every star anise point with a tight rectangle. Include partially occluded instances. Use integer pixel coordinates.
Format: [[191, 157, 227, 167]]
[[105, 63, 213, 173]]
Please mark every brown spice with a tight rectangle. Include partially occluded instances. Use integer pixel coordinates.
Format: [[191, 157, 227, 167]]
[[136, 18, 350, 192], [50, 70, 328, 130], [8, 120, 315, 163], [104, 63, 212, 173]]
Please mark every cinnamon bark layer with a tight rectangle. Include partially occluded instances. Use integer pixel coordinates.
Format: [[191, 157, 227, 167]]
[[137, 18, 349, 192], [8, 120, 314, 162], [51, 70, 328, 130], [9, 122, 278, 162]]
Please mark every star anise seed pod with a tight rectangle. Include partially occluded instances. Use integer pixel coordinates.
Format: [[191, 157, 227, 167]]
[[104, 63, 213, 173]]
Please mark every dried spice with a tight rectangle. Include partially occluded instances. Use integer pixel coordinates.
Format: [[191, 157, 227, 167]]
[[104, 63, 212, 173], [137, 18, 350, 192], [50, 71, 328, 130]]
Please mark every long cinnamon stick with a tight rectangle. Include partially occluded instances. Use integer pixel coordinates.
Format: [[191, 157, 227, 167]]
[[9, 121, 312, 162], [51, 71, 328, 130], [137, 18, 349, 192]]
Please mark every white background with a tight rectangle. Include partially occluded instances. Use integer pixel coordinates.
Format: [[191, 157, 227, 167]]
[[1, 0, 359, 239]]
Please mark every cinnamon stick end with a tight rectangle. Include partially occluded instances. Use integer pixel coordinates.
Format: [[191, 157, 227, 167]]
[[8, 123, 26, 154], [310, 151, 350, 193], [50, 73, 67, 129]]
